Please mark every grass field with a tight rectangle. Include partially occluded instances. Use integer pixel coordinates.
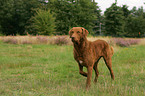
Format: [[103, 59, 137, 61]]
[[0, 37, 145, 96]]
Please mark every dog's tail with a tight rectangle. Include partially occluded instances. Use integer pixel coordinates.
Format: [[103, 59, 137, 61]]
[[110, 46, 114, 56]]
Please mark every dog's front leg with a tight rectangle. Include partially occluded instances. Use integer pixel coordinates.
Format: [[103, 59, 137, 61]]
[[86, 66, 93, 89], [78, 64, 87, 77]]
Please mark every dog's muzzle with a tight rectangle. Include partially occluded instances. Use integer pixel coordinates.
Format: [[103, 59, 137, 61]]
[[71, 37, 75, 42]]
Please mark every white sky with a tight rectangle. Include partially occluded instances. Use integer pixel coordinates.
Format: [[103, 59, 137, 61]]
[[95, 0, 145, 13]]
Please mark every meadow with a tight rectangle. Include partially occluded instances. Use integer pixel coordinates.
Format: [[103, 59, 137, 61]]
[[0, 36, 145, 96]]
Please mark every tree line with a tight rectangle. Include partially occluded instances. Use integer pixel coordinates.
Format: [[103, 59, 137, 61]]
[[0, 0, 145, 37], [104, 1, 145, 37]]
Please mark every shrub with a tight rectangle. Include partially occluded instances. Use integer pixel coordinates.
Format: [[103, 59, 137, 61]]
[[26, 9, 55, 35], [3, 37, 17, 44], [36, 36, 48, 44], [53, 36, 70, 46], [1, 36, 71, 45], [112, 38, 130, 47], [127, 39, 140, 45], [109, 38, 140, 47]]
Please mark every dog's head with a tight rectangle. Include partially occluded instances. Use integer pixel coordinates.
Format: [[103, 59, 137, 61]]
[[69, 27, 89, 43]]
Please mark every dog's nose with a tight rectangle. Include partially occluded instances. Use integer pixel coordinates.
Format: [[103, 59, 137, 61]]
[[71, 36, 75, 41], [71, 37, 75, 39]]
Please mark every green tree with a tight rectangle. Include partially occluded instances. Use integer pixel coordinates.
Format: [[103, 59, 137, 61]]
[[47, 0, 98, 35], [124, 7, 145, 37], [104, 2, 125, 36], [0, 0, 44, 35], [0, 0, 15, 35], [131, 6, 144, 17], [93, 6, 103, 35], [122, 5, 130, 18], [27, 9, 55, 35], [125, 15, 145, 37]]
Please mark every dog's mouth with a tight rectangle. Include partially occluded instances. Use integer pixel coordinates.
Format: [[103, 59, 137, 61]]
[[71, 38, 75, 42], [71, 38, 79, 42], [71, 38, 80, 45]]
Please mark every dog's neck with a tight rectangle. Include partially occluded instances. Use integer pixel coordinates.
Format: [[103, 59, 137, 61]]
[[73, 37, 89, 57]]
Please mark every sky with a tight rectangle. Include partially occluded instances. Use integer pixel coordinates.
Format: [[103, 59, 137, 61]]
[[95, 0, 145, 13]]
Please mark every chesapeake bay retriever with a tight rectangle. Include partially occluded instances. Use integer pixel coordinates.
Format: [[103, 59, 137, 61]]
[[69, 27, 114, 89]]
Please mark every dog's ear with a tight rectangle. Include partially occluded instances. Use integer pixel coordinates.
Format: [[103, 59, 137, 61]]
[[82, 27, 89, 36], [69, 28, 72, 37]]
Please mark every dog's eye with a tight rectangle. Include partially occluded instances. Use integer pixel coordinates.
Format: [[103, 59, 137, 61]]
[[77, 31, 80, 33], [71, 31, 74, 34]]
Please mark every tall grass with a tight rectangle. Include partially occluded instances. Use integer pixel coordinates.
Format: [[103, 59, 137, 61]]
[[0, 40, 145, 95], [0, 35, 72, 45], [0, 36, 144, 47], [108, 38, 141, 47]]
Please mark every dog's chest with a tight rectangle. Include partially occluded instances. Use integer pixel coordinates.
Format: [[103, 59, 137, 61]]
[[77, 56, 86, 66], [79, 60, 83, 65]]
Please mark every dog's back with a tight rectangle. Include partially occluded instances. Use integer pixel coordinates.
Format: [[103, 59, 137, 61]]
[[92, 40, 113, 57]]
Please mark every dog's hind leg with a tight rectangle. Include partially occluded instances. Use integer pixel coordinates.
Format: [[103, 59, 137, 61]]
[[103, 56, 115, 80], [93, 57, 101, 83]]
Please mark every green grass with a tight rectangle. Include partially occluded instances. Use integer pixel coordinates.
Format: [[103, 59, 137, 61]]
[[0, 41, 145, 96]]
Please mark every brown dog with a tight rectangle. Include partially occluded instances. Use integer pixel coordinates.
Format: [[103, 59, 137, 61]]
[[69, 27, 114, 89]]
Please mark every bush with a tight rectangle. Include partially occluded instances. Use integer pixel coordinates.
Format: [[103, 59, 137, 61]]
[[1, 36, 72, 45], [26, 9, 55, 35], [36, 36, 48, 44], [3, 37, 17, 44], [53, 36, 70, 46], [109, 38, 140, 47]]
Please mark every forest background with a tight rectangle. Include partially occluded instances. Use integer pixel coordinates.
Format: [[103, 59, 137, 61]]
[[0, 0, 145, 37]]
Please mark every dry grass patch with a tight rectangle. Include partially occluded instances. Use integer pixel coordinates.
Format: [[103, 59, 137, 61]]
[[0, 35, 72, 45], [87, 36, 111, 42], [139, 38, 145, 45], [0, 36, 144, 47]]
